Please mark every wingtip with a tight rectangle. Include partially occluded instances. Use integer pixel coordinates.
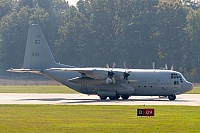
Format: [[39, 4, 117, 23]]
[[7, 68, 13, 72]]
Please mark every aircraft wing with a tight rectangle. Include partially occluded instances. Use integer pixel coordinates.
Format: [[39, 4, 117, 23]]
[[50, 67, 109, 79], [50, 67, 130, 72], [50, 67, 102, 73], [50, 67, 131, 81]]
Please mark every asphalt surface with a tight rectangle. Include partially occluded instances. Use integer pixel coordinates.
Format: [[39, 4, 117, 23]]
[[0, 94, 199, 106]]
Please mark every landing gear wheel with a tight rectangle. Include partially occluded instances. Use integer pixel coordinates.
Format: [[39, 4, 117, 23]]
[[109, 95, 120, 100], [121, 95, 129, 100], [116, 95, 120, 100], [100, 96, 107, 100], [168, 95, 176, 101], [109, 96, 115, 100]]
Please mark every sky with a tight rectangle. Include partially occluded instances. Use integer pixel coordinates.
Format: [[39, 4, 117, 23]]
[[67, 0, 79, 6]]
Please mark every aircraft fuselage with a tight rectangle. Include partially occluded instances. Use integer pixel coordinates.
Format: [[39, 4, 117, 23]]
[[41, 69, 193, 100]]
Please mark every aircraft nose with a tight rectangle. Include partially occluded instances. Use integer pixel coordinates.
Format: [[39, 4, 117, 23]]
[[181, 82, 193, 93]]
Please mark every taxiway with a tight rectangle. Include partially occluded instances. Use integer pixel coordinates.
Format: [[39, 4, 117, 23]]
[[0, 94, 199, 106]]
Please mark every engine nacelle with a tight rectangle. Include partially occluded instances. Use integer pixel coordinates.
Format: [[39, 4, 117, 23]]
[[84, 70, 108, 79], [117, 84, 135, 95]]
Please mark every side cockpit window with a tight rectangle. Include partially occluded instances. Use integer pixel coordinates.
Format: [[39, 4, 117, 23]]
[[174, 81, 179, 85]]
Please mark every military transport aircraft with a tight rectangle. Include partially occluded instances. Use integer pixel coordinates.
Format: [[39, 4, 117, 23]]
[[7, 24, 193, 101]]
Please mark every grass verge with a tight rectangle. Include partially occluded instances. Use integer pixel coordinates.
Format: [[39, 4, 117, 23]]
[[0, 105, 199, 133], [0, 85, 78, 93], [186, 86, 200, 94]]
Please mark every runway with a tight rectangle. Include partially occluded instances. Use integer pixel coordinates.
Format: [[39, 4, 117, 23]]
[[0, 93, 199, 106]]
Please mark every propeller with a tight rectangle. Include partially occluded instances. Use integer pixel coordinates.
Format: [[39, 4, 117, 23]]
[[164, 63, 174, 70], [123, 72, 130, 80], [106, 63, 116, 84], [123, 61, 130, 80]]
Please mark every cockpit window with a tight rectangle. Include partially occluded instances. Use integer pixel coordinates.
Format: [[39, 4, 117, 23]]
[[171, 73, 179, 79], [171, 73, 186, 83]]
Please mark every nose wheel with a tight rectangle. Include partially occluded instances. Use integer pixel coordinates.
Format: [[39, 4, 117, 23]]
[[168, 95, 176, 101]]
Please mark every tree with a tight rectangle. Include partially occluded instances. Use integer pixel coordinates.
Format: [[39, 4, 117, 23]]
[[0, 6, 49, 71], [0, 0, 15, 19], [185, 8, 200, 81], [122, 0, 159, 68], [86, 0, 136, 66], [154, 0, 190, 71], [56, 6, 92, 66]]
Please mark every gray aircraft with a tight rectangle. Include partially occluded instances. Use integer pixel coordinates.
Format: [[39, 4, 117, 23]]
[[8, 24, 193, 101]]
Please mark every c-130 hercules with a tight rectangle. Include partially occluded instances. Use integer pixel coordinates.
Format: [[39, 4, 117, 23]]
[[8, 24, 193, 101]]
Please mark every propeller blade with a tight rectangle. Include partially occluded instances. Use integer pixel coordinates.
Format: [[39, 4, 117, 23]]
[[106, 63, 109, 69], [112, 77, 116, 84], [123, 61, 126, 68], [106, 77, 113, 84], [152, 62, 155, 69], [112, 62, 116, 70], [165, 64, 168, 70], [171, 65, 174, 70], [106, 77, 111, 84]]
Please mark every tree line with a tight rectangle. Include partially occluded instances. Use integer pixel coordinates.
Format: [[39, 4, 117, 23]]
[[0, 0, 200, 82]]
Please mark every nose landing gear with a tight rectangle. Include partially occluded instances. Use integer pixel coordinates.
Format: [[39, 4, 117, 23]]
[[168, 95, 176, 101]]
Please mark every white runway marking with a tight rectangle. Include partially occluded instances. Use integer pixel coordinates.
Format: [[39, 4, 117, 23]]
[[0, 94, 199, 106]]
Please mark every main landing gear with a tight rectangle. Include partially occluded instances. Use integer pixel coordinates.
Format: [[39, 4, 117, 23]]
[[99, 95, 130, 100], [168, 94, 176, 101]]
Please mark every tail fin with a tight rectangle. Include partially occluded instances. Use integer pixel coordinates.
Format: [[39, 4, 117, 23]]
[[23, 24, 57, 69], [7, 24, 72, 73]]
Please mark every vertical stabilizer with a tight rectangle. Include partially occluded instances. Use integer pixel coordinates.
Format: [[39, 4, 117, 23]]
[[23, 24, 57, 69]]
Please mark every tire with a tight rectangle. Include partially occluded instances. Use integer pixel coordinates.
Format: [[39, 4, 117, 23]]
[[109, 96, 116, 100], [100, 96, 107, 100], [168, 95, 176, 101], [109, 95, 120, 100], [121, 95, 129, 100]]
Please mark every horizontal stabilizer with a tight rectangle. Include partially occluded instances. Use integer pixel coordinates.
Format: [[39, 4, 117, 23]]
[[7, 68, 41, 73]]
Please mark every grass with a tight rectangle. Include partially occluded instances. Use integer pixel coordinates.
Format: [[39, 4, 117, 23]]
[[0, 85, 78, 93], [187, 86, 200, 94], [0, 105, 199, 133]]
